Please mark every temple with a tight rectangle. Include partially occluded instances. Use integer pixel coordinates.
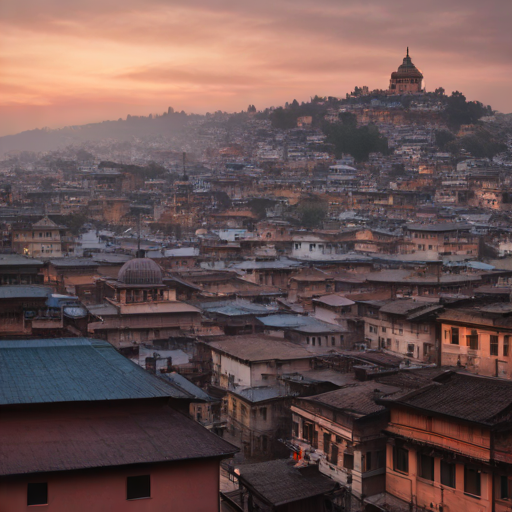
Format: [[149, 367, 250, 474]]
[[389, 47, 424, 94]]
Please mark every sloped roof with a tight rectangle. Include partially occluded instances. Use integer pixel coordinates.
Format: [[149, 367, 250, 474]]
[[380, 372, 512, 426], [0, 406, 238, 476], [239, 459, 336, 506], [0, 338, 185, 405]]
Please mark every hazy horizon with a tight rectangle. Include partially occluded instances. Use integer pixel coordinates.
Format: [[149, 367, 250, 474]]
[[1, 0, 511, 138]]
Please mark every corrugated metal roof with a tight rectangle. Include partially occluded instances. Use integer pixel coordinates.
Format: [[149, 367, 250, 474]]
[[0, 338, 185, 405], [0, 285, 51, 299]]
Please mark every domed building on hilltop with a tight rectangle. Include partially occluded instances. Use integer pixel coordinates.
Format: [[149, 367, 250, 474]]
[[88, 258, 202, 349], [389, 48, 424, 94]]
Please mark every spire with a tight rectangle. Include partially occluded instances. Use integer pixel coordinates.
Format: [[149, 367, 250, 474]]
[[407, 47, 409, 57]]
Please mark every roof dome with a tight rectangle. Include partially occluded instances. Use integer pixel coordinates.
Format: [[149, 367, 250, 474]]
[[118, 258, 163, 285], [391, 48, 423, 79]]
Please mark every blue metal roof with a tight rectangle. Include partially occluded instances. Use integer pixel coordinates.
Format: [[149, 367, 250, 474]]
[[0, 338, 184, 405]]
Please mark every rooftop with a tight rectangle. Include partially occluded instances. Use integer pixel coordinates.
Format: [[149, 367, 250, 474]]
[[380, 372, 512, 426], [238, 459, 336, 507], [206, 335, 314, 362], [0, 338, 185, 405], [0, 404, 237, 476]]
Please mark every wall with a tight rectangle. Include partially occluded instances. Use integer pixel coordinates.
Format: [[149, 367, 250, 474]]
[[0, 459, 220, 512]]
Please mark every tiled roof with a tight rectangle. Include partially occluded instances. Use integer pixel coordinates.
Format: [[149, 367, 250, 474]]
[[239, 459, 336, 506], [301, 381, 401, 418], [0, 405, 238, 476], [381, 372, 512, 425], [0, 338, 186, 405]]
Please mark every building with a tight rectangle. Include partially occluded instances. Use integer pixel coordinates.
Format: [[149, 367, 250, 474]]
[[438, 304, 512, 379], [290, 381, 400, 505], [205, 334, 315, 390], [88, 258, 202, 348], [374, 372, 512, 512], [389, 48, 424, 94], [222, 459, 338, 512], [0, 338, 238, 511], [359, 298, 442, 362], [11, 216, 70, 258]]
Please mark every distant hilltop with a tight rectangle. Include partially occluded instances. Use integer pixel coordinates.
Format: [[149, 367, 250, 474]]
[[0, 109, 191, 157]]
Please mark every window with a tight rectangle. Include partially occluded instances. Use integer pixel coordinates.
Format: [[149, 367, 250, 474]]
[[490, 335, 499, 356], [331, 336, 335, 346], [260, 407, 267, 421], [441, 460, 456, 488], [306, 336, 310, 344], [505, 336, 510, 357], [376, 450, 385, 469], [450, 327, 459, 345], [464, 466, 481, 497], [343, 453, 354, 470], [292, 421, 299, 437], [364, 452, 372, 472], [127, 475, 150, 500], [500, 475, 511, 500], [418, 454, 434, 481], [323, 433, 331, 455], [393, 446, 409, 474], [382, 326, 387, 333], [330, 444, 339, 465], [27, 483, 47, 506], [468, 330, 479, 350]]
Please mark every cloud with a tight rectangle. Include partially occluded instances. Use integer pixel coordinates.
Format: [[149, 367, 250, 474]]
[[0, 0, 511, 135]]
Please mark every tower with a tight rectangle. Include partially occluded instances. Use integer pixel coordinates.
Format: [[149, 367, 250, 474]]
[[389, 48, 424, 94]]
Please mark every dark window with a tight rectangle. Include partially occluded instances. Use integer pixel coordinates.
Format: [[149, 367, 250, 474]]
[[260, 407, 267, 421], [451, 327, 459, 345], [418, 454, 434, 481], [490, 335, 499, 356], [393, 446, 409, 474], [468, 330, 479, 350], [323, 433, 331, 455], [127, 475, 151, 500], [441, 460, 456, 488], [376, 450, 386, 469], [292, 421, 299, 437], [27, 483, 47, 506], [500, 475, 510, 500], [330, 444, 339, 465], [464, 466, 481, 496], [261, 436, 268, 451], [304, 422, 314, 444], [505, 336, 510, 357], [365, 452, 372, 472], [343, 453, 354, 470], [331, 336, 335, 346]]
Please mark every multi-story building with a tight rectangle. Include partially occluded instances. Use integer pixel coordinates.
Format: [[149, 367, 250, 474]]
[[438, 304, 512, 379], [359, 298, 441, 362], [373, 372, 512, 512], [11, 216, 69, 257]]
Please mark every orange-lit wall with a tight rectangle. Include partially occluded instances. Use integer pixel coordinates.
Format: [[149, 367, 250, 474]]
[[0, 458, 220, 512]]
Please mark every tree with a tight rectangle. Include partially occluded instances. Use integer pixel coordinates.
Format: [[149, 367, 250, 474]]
[[247, 105, 256, 113], [435, 130, 456, 150], [322, 116, 390, 162], [298, 200, 328, 228]]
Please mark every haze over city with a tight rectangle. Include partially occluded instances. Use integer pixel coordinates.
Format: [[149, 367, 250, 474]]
[[1, 0, 511, 136]]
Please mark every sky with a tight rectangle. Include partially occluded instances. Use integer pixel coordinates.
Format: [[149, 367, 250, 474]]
[[1, 0, 511, 136]]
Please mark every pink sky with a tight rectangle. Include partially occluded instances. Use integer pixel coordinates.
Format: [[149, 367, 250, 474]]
[[1, 0, 511, 136]]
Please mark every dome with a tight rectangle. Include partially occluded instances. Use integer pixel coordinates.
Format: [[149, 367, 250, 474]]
[[391, 48, 423, 79], [118, 258, 163, 285]]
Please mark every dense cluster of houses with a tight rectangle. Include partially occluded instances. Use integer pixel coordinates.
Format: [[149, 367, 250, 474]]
[[1, 95, 512, 511]]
